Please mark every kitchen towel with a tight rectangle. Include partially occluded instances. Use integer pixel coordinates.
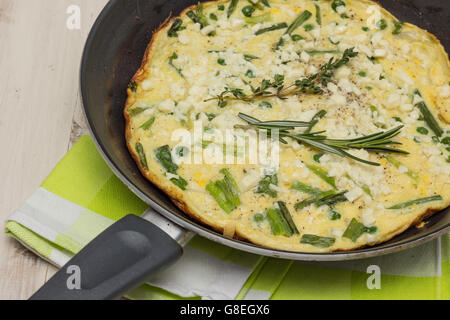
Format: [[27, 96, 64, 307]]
[[5, 135, 449, 299]]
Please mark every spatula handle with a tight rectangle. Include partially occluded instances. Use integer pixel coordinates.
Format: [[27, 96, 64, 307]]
[[30, 214, 183, 300]]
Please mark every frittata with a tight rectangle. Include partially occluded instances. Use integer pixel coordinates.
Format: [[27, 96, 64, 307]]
[[124, 0, 450, 252]]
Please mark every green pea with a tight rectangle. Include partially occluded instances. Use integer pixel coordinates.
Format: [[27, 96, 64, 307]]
[[441, 137, 450, 145], [313, 153, 324, 163], [253, 213, 265, 223], [329, 209, 341, 221], [377, 19, 387, 30], [416, 127, 429, 135], [259, 101, 272, 109], [242, 5, 255, 17], [291, 34, 303, 42], [245, 69, 255, 78]]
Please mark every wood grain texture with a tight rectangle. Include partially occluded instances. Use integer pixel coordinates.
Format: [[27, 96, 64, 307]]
[[0, 0, 107, 300]]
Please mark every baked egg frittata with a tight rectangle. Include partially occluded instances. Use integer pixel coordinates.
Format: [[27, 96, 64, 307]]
[[124, 0, 450, 252]]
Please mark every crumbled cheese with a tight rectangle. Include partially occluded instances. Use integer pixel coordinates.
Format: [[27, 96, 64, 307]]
[[201, 25, 216, 36], [400, 103, 413, 112], [170, 84, 186, 98], [141, 79, 154, 90], [166, 173, 180, 180], [401, 43, 410, 54], [361, 208, 376, 225], [158, 99, 175, 112], [327, 82, 338, 94], [398, 165, 409, 174], [178, 33, 190, 44], [336, 5, 347, 14], [330, 229, 344, 238], [300, 51, 310, 63], [373, 49, 386, 57], [345, 187, 363, 202], [413, 94, 424, 105], [240, 170, 262, 192], [335, 66, 350, 79], [330, 93, 347, 106], [440, 85, 450, 98]]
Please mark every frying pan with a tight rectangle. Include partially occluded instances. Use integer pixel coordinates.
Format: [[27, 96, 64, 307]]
[[30, 0, 450, 300]]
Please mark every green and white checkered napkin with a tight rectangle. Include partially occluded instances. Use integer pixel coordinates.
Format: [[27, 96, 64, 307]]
[[5, 136, 449, 300]]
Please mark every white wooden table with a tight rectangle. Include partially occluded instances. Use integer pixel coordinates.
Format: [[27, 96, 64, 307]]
[[0, 0, 109, 299]]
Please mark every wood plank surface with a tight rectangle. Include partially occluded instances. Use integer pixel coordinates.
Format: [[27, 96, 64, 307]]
[[0, 0, 107, 300]]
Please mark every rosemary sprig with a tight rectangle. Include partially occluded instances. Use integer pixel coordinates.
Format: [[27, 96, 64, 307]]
[[236, 113, 409, 166], [205, 48, 359, 105]]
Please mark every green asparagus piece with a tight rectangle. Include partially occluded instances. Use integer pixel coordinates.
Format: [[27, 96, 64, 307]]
[[244, 12, 272, 25], [385, 156, 419, 183], [291, 181, 322, 195], [285, 10, 312, 35], [266, 208, 292, 236], [227, 0, 239, 18], [135, 143, 148, 170], [206, 182, 236, 213], [206, 169, 241, 213], [414, 90, 443, 137], [388, 195, 443, 209], [140, 116, 156, 130], [266, 202, 298, 236], [256, 174, 278, 197], [128, 107, 149, 117], [277, 201, 299, 234], [306, 164, 337, 189], [301, 234, 335, 248], [255, 22, 288, 35], [295, 190, 335, 210], [342, 218, 366, 242]]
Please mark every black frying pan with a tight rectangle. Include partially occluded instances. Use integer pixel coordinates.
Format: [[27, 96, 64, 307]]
[[31, 0, 450, 300]]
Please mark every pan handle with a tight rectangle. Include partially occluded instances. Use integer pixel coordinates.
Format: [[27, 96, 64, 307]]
[[29, 214, 183, 300]]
